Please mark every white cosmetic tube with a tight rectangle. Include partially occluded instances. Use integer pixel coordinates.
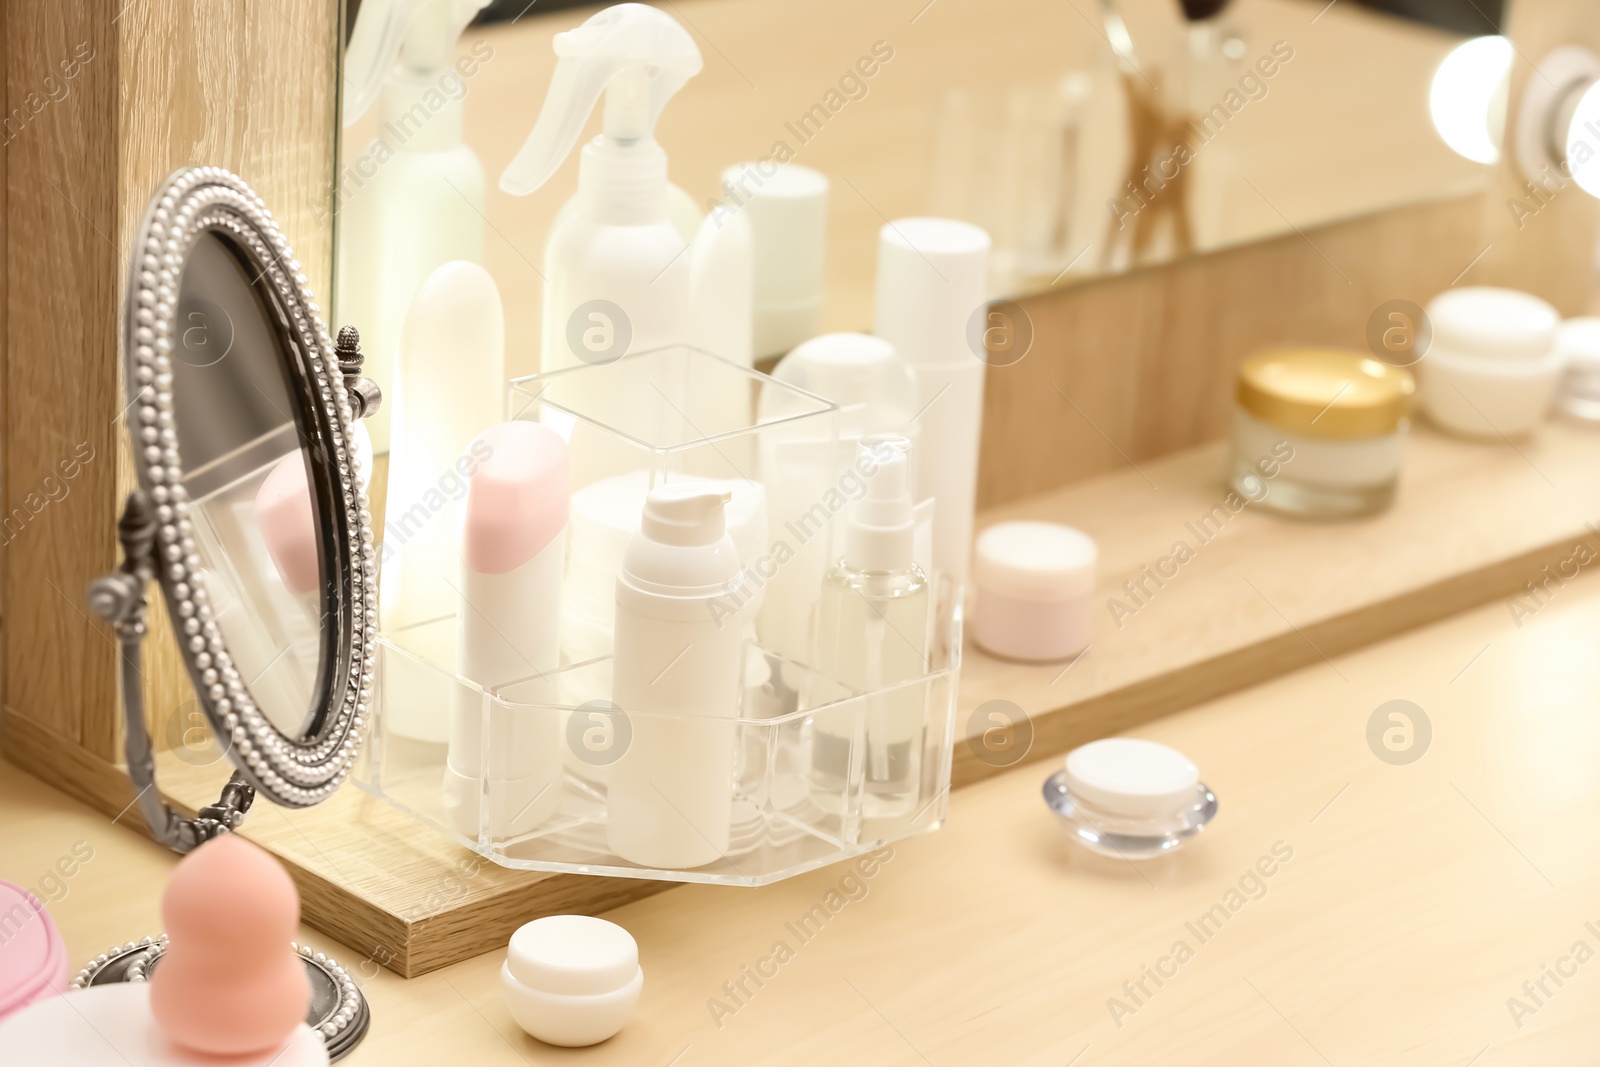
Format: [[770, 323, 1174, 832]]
[[874, 218, 991, 588], [445, 422, 569, 840]]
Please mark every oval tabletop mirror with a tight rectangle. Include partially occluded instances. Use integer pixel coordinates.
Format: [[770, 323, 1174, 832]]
[[90, 167, 381, 852]]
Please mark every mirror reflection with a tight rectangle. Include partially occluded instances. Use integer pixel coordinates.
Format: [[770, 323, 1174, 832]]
[[334, 0, 1505, 451], [174, 231, 328, 740]]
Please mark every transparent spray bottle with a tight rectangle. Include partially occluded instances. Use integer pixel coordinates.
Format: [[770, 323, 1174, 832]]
[[812, 435, 933, 820]]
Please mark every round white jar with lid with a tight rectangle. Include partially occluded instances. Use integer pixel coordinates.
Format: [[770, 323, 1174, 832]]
[[1416, 286, 1562, 437], [1232, 348, 1414, 519], [1554, 317, 1600, 423], [501, 915, 643, 1047], [1042, 738, 1218, 859], [971, 521, 1097, 662]]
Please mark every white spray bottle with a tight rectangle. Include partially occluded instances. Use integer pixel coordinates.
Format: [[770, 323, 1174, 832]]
[[498, 3, 703, 380], [338, 0, 490, 451]]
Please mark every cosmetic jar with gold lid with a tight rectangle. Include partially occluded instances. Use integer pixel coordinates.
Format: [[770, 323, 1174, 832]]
[[1232, 348, 1414, 519]]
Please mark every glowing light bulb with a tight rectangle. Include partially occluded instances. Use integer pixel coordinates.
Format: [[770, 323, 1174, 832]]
[[1564, 80, 1600, 197], [1430, 35, 1514, 165]]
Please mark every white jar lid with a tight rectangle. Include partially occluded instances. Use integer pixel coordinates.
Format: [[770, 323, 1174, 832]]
[[506, 916, 639, 997], [1426, 286, 1558, 361], [974, 521, 1097, 600], [1064, 738, 1199, 819], [1557, 317, 1600, 371]]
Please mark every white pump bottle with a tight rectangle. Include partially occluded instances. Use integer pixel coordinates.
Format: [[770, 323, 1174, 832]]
[[337, 0, 489, 452], [499, 4, 703, 380], [607, 483, 744, 870]]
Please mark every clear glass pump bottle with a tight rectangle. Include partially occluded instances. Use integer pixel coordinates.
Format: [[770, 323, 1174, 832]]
[[812, 436, 932, 820]]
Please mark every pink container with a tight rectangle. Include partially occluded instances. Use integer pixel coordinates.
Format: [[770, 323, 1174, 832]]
[[971, 521, 1097, 662], [0, 880, 69, 1021]]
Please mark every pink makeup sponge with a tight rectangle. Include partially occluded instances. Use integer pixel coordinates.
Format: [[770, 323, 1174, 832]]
[[149, 835, 309, 1056], [255, 454, 321, 596]]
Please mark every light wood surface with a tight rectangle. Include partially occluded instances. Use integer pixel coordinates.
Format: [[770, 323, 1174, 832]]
[[135, 415, 1600, 977], [956, 417, 1600, 785], [6, 562, 1599, 1064]]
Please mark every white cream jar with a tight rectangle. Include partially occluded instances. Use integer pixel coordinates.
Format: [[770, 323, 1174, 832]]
[[501, 916, 643, 1047], [1417, 286, 1561, 438], [971, 521, 1097, 662], [1232, 348, 1415, 519]]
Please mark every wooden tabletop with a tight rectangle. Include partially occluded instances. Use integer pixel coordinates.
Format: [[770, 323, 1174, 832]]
[[7, 560, 1599, 1064]]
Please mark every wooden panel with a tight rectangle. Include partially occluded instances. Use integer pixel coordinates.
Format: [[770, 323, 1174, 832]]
[[117, 0, 337, 297], [1, 2, 338, 767], [2, 2, 121, 755]]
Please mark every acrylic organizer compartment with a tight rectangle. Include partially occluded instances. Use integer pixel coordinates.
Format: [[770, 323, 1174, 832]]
[[355, 345, 962, 885]]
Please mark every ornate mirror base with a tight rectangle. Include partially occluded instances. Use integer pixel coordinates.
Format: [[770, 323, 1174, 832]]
[[71, 938, 370, 1061]]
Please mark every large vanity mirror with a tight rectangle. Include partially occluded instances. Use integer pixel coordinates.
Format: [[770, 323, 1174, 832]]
[[93, 168, 380, 852], [333, 0, 1506, 420]]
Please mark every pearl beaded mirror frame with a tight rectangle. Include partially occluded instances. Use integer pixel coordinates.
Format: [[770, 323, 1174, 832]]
[[89, 168, 380, 852]]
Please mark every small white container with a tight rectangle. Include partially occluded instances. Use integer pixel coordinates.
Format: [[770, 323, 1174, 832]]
[[1554, 317, 1600, 423], [1043, 738, 1217, 859], [501, 916, 643, 1048], [1232, 348, 1414, 519], [1417, 286, 1562, 438], [970, 521, 1096, 662]]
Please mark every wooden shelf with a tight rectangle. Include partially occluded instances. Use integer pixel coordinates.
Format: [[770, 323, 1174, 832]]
[[955, 420, 1600, 785], [50, 419, 1600, 976]]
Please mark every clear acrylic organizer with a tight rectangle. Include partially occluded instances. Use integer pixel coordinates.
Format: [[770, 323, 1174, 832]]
[[355, 346, 962, 885]]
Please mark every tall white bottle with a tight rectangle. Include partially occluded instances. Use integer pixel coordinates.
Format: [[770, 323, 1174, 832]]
[[337, 0, 489, 451], [380, 261, 505, 742], [499, 3, 702, 385], [874, 219, 991, 588], [446, 421, 569, 841], [607, 483, 744, 869]]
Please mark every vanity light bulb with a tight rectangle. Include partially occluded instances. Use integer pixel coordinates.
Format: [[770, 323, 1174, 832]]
[[1564, 80, 1600, 198], [1430, 35, 1513, 165]]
